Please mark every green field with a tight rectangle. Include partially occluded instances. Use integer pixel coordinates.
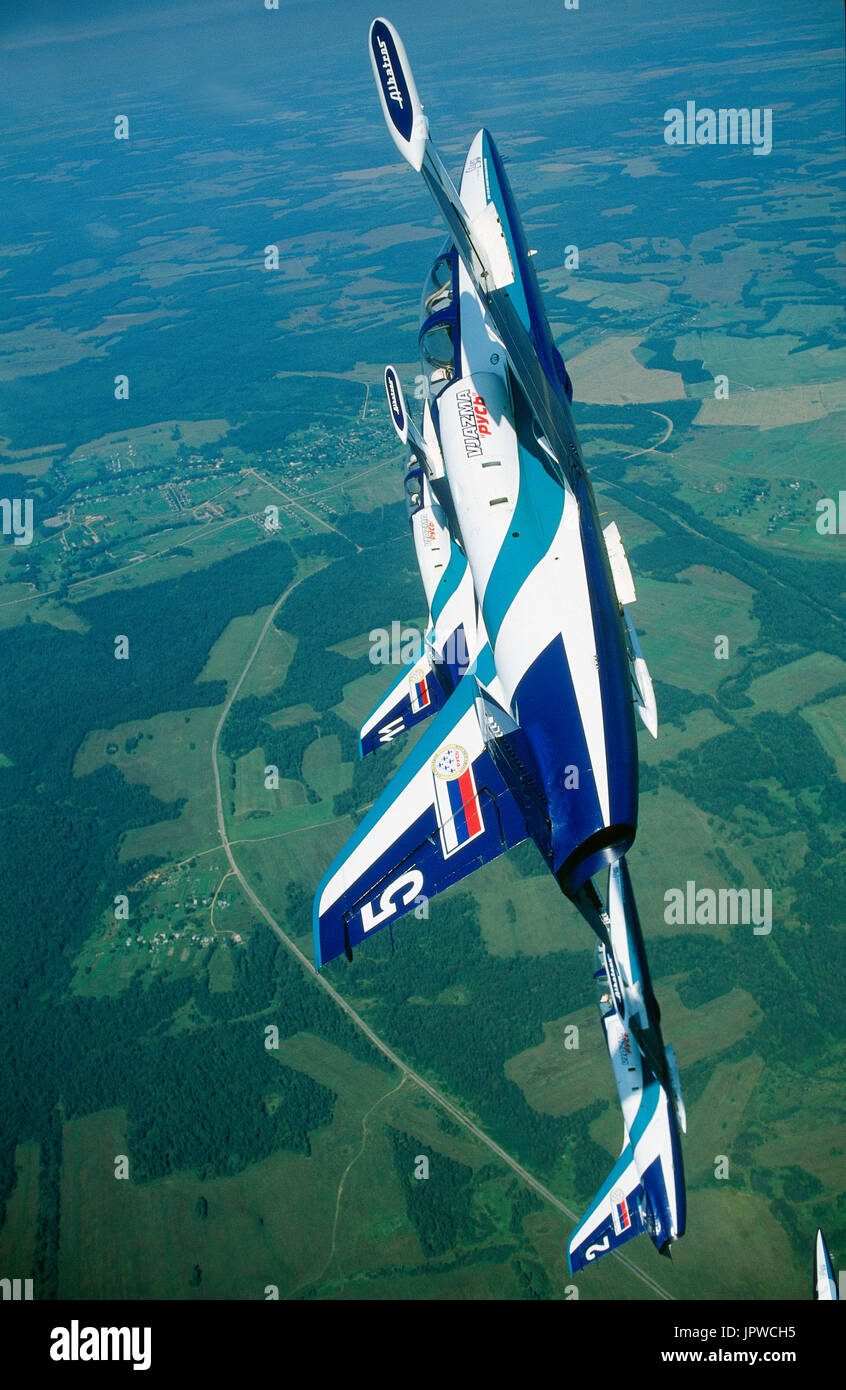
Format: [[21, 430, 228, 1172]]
[[746, 653, 846, 714], [49, 1050, 584, 1301], [634, 567, 760, 694], [506, 984, 762, 1120], [803, 693, 846, 778]]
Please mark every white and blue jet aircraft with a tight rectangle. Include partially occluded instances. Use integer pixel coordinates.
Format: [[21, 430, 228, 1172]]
[[313, 16, 685, 1271]]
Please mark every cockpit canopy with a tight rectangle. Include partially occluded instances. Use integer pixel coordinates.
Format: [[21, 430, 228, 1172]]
[[404, 463, 423, 517], [419, 247, 457, 394], [420, 321, 454, 375], [421, 253, 453, 318]]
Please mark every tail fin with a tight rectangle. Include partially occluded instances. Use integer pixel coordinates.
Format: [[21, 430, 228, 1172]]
[[568, 1074, 684, 1273]]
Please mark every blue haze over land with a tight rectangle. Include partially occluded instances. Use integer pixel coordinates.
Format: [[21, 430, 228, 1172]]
[[1, 0, 843, 452]]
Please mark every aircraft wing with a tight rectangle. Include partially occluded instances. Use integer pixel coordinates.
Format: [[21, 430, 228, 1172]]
[[369, 17, 584, 486], [567, 1141, 647, 1273], [359, 648, 447, 756], [314, 673, 529, 968]]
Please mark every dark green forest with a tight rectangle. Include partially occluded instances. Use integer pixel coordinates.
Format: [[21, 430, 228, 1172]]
[[279, 540, 426, 710], [388, 1129, 480, 1257]]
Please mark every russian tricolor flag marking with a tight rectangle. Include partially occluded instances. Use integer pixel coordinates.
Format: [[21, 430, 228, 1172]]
[[611, 1189, 632, 1235], [431, 743, 484, 858], [409, 668, 431, 714]]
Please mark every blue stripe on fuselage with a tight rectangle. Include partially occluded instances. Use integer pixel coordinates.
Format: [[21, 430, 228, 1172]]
[[478, 133, 638, 843], [481, 392, 567, 647], [430, 542, 467, 625]]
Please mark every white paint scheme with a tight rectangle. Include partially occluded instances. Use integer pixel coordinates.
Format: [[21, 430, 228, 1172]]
[[603, 523, 658, 738], [460, 132, 489, 220], [441, 370, 610, 816], [359, 650, 435, 747], [607, 860, 646, 1019], [572, 1000, 680, 1256], [438, 374, 519, 575], [411, 475, 452, 608], [351, 18, 684, 1274], [623, 607, 659, 738], [492, 492, 611, 823], [569, 1087, 677, 1260], [437, 360, 612, 821], [600, 862, 682, 1238], [601, 998, 644, 1137], [469, 200, 515, 289], [603, 521, 637, 607], [600, 1004, 679, 1246], [432, 566, 481, 665], [420, 399, 445, 478], [361, 869, 424, 932], [422, 134, 613, 822], [457, 139, 510, 381]]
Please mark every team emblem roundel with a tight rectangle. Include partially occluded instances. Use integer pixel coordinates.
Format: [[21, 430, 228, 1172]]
[[432, 744, 469, 780]]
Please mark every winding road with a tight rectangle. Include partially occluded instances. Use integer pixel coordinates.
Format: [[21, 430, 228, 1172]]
[[623, 410, 674, 460]]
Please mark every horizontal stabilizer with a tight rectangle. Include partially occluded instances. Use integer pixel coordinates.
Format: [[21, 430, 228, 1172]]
[[568, 1142, 646, 1272]]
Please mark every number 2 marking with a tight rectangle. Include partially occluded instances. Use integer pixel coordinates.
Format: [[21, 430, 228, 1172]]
[[585, 1236, 611, 1262]]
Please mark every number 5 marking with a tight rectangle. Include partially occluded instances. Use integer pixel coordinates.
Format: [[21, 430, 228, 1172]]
[[360, 870, 424, 933]]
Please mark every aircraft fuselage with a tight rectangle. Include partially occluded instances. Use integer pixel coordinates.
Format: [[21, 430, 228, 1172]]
[[415, 129, 638, 899]]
